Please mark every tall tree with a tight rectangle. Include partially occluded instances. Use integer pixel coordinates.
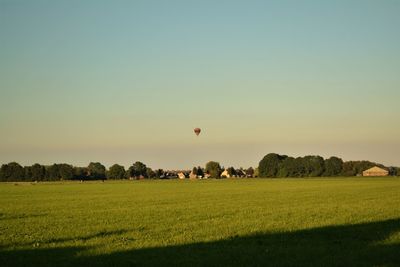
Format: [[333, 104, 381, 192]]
[[197, 166, 204, 177], [31, 163, 46, 181], [24, 166, 33, 181], [73, 167, 88, 180], [205, 161, 222, 178], [259, 153, 287, 177], [303, 156, 325, 177], [58, 164, 74, 180], [107, 164, 125, 179], [87, 162, 106, 180], [127, 161, 147, 178], [278, 157, 297, 177], [46, 164, 60, 180], [0, 162, 25, 181], [226, 167, 236, 177], [324, 157, 343, 176]]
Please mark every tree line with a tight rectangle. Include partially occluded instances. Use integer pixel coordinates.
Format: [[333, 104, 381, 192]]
[[0, 153, 398, 182], [0, 162, 155, 182], [258, 153, 399, 178]]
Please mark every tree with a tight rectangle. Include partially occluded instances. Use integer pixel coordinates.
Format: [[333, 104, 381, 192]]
[[73, 167, 88, 180], [246, 167, 254, 177], [258, 153, 287, 177], [87, 162, 106, 180], [155, 169, 164, 178], [302, 155, 325, 177], [127, 161, 147, 178], [277, 157, 297, 177], [226, 167, 236, 177], [324, 157, 343, 176], [388, 167, 398, 176], [24, 166, 33, 181], [192, 167, 198, 176], [205, 161, 222, 178], [58, 164, 74, 180], [196, 166, 204, 177], [107, 164, 125, 179], [0, 162, 25, 181], [46, 164, 60, 180], [146, 167, 155, 179], [31, 163, 46, 181]]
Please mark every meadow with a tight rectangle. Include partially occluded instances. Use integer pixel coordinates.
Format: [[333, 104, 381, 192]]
[[0, 178, 399, 266]]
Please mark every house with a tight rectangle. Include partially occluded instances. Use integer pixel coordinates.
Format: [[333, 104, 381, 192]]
[[189, 172, 197, 179], [235, 169, 247, 178], [220, 170, 231, 178], [362, 166, 388, 177], [177, 172, 187, 179]]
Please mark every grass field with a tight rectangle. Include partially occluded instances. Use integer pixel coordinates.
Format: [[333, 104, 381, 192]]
[[1, 178, 399, 266]]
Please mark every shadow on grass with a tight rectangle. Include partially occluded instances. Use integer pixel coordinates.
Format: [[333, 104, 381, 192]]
[[1, 219, 399, 267]]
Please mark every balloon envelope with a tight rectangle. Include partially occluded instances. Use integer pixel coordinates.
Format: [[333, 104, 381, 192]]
[[194, 128, 201, 136]]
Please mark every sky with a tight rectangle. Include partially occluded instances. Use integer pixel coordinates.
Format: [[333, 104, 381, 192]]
[[1, 0, 399, 169]]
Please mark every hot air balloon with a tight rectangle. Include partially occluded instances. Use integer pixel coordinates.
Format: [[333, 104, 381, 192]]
[[194, 128, 201, 136]]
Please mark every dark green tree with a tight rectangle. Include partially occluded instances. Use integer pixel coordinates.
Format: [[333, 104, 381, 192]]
[[88, 162, 106, 180], [302, 156, 325, 177], [0, 162, 25, 181], [227, 167, 236, 177], [73, 167, 88, 180], [146, 167, 155, 178], [388, 167, 398, 176], [205, 161, 222, 178], [31, 163, 46, 181], [107, 164, 125, 179], [324, 157, 343, 176], [258, 153, 287, 177], [46, 164, 60, 180], [127, 161, 147, 178], [197, 166, 204, 177], [58, 164, 74, 180], [341, 161, 357, 176], [155, 169, 164, 178], [24, 166, 33, 181], [277, 157, 296, 177]]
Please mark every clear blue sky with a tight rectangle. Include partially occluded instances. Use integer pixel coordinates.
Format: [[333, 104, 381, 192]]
[[1, 0, 399, 169]]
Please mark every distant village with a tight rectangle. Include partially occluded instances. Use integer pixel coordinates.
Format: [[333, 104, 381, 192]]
[[152, 167, 254, 180], [1, 152, 398, 182]]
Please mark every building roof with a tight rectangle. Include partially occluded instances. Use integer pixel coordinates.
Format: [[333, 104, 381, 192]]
[[363, 166, 388, 173]]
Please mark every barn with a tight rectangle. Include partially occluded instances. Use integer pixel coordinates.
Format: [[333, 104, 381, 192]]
[[362, 166, 388, 177]]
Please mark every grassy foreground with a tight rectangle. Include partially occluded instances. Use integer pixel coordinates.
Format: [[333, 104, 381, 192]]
[[0, 178, 399, 266]]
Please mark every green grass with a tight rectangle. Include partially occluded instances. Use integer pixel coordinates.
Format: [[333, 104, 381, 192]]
[[1, 178, 399, 266]]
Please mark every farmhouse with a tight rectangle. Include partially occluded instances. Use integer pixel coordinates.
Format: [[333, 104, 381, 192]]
[[362, 166, 388, 177]]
